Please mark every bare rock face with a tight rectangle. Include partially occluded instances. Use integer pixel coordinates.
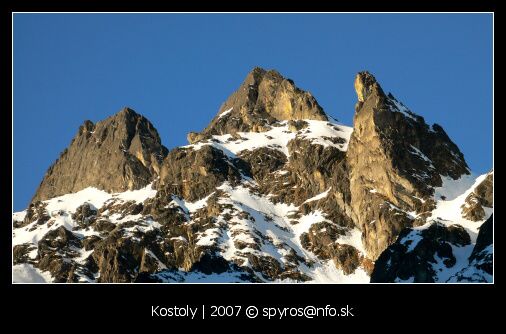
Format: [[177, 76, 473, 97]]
[[462, 171, 493, 221], [347, 72, 470, 259], [187, 67, 327, 143], [238, 147, 287, 182], [32, 108, 168, 202], [92, 228, 147, 283]]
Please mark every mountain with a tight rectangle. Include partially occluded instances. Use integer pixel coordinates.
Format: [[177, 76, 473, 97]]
[[12, 68, 493, 283], [32, 108, 168, 202], [187, 67, 328, 144]]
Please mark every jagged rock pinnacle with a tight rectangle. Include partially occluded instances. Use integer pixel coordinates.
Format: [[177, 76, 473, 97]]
[[354, 71, 378, 102], [347, 70, 470, 259]]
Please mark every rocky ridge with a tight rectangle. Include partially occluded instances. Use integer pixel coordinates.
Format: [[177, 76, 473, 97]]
[[13, 68, 492, 283]]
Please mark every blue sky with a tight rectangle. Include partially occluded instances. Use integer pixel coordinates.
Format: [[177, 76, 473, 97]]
[[13, 13, 493, 211]]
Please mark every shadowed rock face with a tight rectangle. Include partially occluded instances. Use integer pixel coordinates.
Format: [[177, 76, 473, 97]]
[[371, 215, 493, 283], [370, 222, 471, 283], [470, 215, 493, 262], [187, 67, 328, 143], [448, 219, 493, 282], [32, 108, 168, 202], [346, 71, 470, 259]]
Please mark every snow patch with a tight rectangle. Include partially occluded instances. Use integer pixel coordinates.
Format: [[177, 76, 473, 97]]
[[114, 183, 157, 203], [303, 187, 331, 204], [218, 107, 233, 119]]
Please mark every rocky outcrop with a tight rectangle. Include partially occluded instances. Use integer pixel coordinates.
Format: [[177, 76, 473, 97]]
[[287, 139, 346, 203], [462, 171, 493, 221], [72, 202, 98, 228], [187, 67, 327, 143], [13, 243, 37, 265], [91, 227, 147, 283], [370, 222, 471, 283], [256, 138, 349, 208], [157, 145, 246, 202], [32, 108, 168, 202], [14, 201, 50, 228], [347, 71, 470, 259], [36, 226, 94, 283], [300, 221, 362, 275], [238, 147, 287, 182]]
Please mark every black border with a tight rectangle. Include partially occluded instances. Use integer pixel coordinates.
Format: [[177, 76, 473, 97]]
[[3, 0, 500, 13]]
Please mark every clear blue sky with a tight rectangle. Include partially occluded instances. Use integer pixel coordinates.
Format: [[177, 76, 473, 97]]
[[13, 13, 493, 211]]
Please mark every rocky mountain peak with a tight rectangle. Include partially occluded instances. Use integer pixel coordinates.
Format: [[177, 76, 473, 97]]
[[31, 107, 168, 203], [226, 66, 328, 122], [244, 66, 279, 84], [187, 67, 328, 144], [354, 71, 382, 102]]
